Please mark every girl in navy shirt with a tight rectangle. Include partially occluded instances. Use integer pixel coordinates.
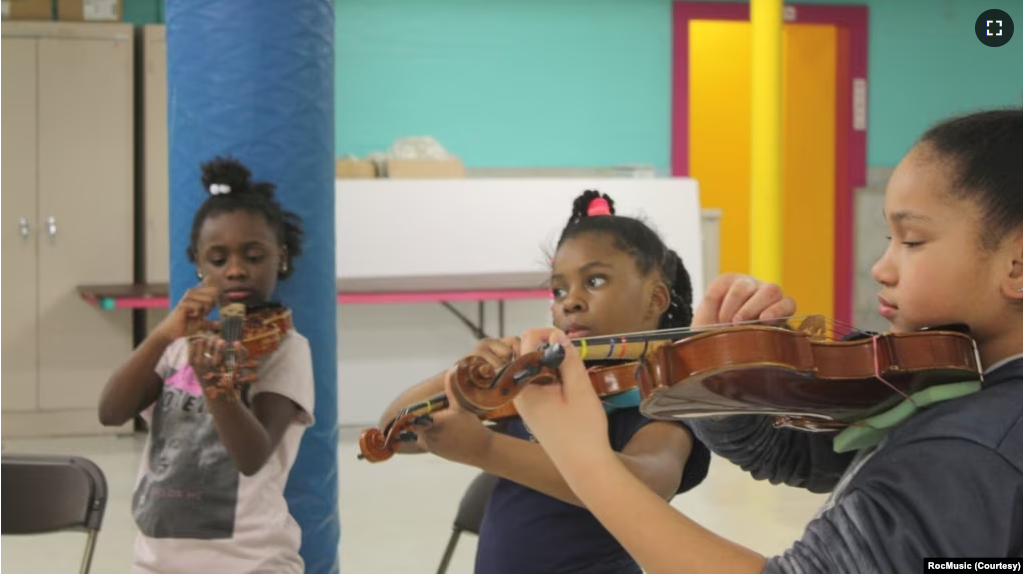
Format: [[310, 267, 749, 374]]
[[378, 190, 712, 573]]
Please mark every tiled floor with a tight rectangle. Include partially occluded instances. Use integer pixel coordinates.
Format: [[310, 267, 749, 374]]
[[2, 429, 827, 573]]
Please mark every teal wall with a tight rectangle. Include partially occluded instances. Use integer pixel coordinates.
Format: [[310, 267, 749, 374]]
[[336, 0, 672, 168], [124, 0, 1023, 168], [819, 0, 1021, 165], [336, 0, 1021, 168]]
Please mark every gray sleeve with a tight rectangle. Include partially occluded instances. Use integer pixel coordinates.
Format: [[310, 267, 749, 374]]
[[688, 416, 856, 493], [762, 439, 1023, 574]]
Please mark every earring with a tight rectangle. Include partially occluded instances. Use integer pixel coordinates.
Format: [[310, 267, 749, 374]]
[[280, 261, 289, 273], [196, 269, 204, 280]]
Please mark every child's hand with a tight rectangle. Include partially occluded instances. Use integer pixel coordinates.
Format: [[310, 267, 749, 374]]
[[153, 279, 221, 343], [692, 273, 796, 329], [469, 336, 521, 369], [187, 335, 258, 390], [512, 329, 611, 463], [411, 374, 495, 466]]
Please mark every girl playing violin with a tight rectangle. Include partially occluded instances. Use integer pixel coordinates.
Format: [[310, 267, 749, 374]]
[[511, 107, 1023, 573], [377, 190, 712, 574], [99, 157, 315, 574]]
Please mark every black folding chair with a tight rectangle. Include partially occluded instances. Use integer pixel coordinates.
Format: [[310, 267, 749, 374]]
[[1, 454, 109, 574], [436, 471, 500, 574]]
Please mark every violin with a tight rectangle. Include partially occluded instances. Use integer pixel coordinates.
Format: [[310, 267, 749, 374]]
[[194, 301, 293, 400], [357, 353, 651, 463], [635, 320, 982, 431], [357, 316, 982, 461]]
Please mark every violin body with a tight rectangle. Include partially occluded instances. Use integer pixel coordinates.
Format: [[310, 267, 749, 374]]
[[222, 302, 293, 359], [195, 302, 293, 400], [637, 324, 981, 430]]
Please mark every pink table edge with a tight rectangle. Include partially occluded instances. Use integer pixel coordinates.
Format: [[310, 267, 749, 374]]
[[86, 289, 552, 309]]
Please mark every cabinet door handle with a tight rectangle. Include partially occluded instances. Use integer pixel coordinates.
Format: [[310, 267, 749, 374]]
[[46, 216, 57, 237], [19, 217, 31, 239]]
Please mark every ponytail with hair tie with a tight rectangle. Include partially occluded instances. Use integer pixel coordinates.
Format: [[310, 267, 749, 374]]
[[556, 189, 694, 330]]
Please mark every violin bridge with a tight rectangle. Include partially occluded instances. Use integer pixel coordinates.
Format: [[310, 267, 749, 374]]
[[795, 314, 830, 342]]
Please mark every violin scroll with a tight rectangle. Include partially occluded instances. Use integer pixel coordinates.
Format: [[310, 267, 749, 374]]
[[452, 356, 497, 391], [356, 343, 567, 462], [357, 428, 393, 463], [449, 344, 565, 415]]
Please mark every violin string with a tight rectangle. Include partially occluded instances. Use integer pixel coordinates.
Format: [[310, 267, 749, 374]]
[[384, 393, 450, 447], [827, 317, 867, 339], [871, 335, 918, 406], [570, 314, 825, 352]]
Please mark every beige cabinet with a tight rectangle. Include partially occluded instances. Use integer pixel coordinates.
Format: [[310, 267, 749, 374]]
[[2, 22, 134, 437], [141, 24, 169, 285], [139, 24, 171, 335]]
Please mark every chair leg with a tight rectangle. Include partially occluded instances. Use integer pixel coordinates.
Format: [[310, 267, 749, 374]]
[[436, 527, 463, 574], [80, 530, 99, 574]]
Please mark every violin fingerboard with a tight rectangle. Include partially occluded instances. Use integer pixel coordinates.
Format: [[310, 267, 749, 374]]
[[221, 303, 246, 343]]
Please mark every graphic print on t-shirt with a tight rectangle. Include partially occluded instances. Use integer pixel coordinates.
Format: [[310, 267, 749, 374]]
[[132, 364, 239, 539]]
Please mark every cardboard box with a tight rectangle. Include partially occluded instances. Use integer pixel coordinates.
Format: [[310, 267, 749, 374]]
[[336, 159, 378, 179], [386, 159, 465, 179], [2, 0, 53, 21], [57, 0, 121, 22]]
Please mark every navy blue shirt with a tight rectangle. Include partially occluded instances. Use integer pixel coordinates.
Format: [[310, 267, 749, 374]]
[[691, 355, 1023, 574], [475, 408, 711, 574]]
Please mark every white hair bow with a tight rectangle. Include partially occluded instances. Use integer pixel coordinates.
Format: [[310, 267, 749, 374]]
[[210, 183, 231, 195]]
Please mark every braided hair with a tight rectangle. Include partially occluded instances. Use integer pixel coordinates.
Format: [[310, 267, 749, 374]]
[[187, 156, 304, 279], [918, 107, 1023, 251], [556, 190, 694, 328]]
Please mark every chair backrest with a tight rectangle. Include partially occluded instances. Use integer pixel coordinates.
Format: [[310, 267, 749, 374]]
[[452, 472, 499, 534], [1, 454, 108, 535]]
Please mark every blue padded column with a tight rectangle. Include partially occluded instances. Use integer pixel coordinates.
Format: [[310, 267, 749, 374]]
[[166, 2, 338, 572]]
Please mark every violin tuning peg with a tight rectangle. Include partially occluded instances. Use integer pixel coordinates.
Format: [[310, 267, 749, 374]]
[[540, 343, 566, 368], [398, 430, 419, 443], [411, 414, 434, 427]]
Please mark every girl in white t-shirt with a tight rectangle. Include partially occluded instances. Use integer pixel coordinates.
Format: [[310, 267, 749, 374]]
[[99, 156, 315, 574]]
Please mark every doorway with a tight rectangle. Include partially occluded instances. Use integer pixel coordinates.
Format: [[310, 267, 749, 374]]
[[672, 2, 867, 324]]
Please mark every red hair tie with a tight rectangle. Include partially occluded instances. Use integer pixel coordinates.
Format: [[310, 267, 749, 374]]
[[587, 197, 612, 216]]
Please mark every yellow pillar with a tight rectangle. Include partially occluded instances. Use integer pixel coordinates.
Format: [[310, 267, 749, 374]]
[[750, 0, 783, 283]]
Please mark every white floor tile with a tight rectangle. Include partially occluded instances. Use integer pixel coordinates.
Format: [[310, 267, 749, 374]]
[[2, 430, 827, 573]]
